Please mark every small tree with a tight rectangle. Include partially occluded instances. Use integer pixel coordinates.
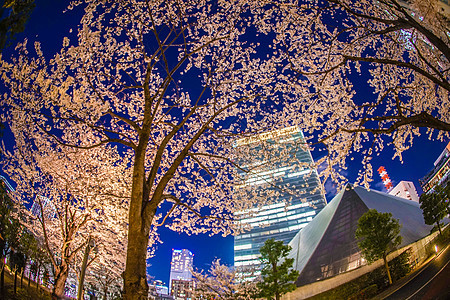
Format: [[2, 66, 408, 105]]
[[355, 209, 402, 285], [257, 239, 299, 300], [419, 184, 450, 235], [192, 259, 257, 300]]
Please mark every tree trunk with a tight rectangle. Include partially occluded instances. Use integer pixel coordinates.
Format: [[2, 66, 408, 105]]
[[21, 267, 24, 288], [383, 255, 393, 285], [123, 216, 153, 300], [14, 268, 17, 294], [0, 262, 4, 295], [52, 264, 69, 300], [103, 286, 108, 300], [123, 151, 154, 300], [36, 265, 40, 291], [436, 220, 442, 236]]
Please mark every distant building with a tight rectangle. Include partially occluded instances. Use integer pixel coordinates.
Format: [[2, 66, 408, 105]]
[[171, 279, 194, 300], [0, 175, 15, 192], [420, 142, 450, 193], [149, 280, 172, 300], [389, 181, 420, 202], [30, 195, 57, 219], [169, 249, 193, 297], [233, 126, 326, 276]]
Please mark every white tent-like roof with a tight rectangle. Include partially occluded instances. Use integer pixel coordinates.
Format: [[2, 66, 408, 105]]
[[287, 184, 446, 286]]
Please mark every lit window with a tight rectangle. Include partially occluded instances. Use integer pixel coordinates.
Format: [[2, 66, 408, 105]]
[[234, 244, 252, 251]]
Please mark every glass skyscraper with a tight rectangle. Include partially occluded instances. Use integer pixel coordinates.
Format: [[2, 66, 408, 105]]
[[233, 126, 326, 276], [169, 249, 194, 294]]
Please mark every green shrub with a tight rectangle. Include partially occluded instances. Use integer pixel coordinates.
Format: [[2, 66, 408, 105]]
[[389, 250, 411, 282], [348, 284, 378, 300], [309, 250, 411, 299]]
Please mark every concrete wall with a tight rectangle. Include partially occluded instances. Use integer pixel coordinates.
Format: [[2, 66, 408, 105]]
[[282, 230, 441, 300]]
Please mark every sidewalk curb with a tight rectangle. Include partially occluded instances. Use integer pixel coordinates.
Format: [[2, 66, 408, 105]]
[[377, 243, 450, 299]]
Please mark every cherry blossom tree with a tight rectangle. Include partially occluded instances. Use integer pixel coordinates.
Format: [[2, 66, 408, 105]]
[[1, 138, 129, 298], [0, 0, 296, 299], [273, 0, 450, 185], [192, 259, 258, 300], [80, 261, 124, 300]]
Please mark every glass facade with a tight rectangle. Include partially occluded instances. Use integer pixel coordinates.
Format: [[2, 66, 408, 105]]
[[287, 184, 438, 286], [169, 249, 194, 293], [233, 126, 326, 276], [419, 142, 450, 193], [295, 188, 367, 285]]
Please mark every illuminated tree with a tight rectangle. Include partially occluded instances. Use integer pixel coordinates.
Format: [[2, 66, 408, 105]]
[[1, 140, 129, 298], [192, 259, 257, 300], [3, 0, 449, 299], [83, 262, 124, 300], [419, 184, 450, 235], [274, 0, 450, 185], [355, 209, 402, 285], [0, 1, 297, 298]]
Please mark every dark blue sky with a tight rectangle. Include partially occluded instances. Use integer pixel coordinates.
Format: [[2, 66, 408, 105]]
[[1, 0, 448, 287]]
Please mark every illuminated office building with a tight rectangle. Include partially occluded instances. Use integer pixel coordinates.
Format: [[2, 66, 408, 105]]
[[389, 181, 419, 202], [233, 126, 326, 275], [169, 249, 194, 296], [171, 279, 194, 300], [30, 195, 57, 219], [420, 142, 450, 194], [0, 175, 15, 192]]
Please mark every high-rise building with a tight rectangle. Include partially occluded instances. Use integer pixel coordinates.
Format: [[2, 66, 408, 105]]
[[30, 195, 57, 219], [420, 142, 450, 193], [169, 249, 193, 297], [389, 181, 420, 202], [233, 126, 327, 276], [148, 280, 171, 300], [171, 279, 194, 300], [0, 175, 15, 192]]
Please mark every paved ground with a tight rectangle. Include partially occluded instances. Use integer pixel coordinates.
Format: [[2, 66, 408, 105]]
[[376, 244, 450, 300]]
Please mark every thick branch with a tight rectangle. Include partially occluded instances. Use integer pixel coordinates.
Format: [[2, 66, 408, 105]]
[[343, 55, 450, 91]]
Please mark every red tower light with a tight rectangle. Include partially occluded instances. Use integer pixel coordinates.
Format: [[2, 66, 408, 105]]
[[378, 166, 393, 192]]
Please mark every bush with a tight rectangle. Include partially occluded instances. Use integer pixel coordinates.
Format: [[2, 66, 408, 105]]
[[348, 284, 378, 300], [389, 250, 411, 282], [365, 267, 388, 290], [309, 250, 411, 299]]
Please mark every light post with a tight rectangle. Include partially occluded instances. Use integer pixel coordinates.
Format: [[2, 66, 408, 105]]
[[77, 237, 95, 300]]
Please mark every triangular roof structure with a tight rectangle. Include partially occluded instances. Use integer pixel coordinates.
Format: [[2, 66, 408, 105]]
[[287, 184, 447, 286]]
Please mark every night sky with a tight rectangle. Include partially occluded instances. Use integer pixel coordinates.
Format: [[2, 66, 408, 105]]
[[1, 0, 448, 287]]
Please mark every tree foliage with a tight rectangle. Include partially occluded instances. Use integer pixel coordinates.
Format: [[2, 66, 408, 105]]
[[0, 0, 35, 50], [1, 0, 450, 299], [257, 239, 299, 300], [0, 180, 18, 259], [84, 262, 123, 300], [355, 209, 402, 285], [0, 1, 301, 298], [1, 141, 128, 298], [275, 0, 450, 185], [419, 184, 450, 235], [192, 259, 257, 300]]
